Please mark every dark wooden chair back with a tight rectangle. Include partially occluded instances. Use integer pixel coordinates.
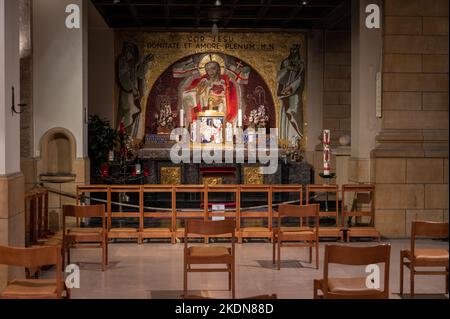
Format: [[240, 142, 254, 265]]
[[323, 244, 391, 298], [0, 245, 63, 297], [62, 205, 106, 232], [63, 204, 105, 218], [278, 204, 319, 218], [325, 244, 391, 266], [277, 204, 320, 229], [185, 219, 236, 237], [0, 245, 61, 268], [412, 221, 449, 238]]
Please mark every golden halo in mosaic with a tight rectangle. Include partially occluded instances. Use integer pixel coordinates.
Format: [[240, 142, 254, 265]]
[[198, 53, 226, 76]]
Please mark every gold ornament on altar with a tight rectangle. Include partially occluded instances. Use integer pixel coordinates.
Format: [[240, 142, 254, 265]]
[[160, 167, 181, 185], [244, 167, 264, 185]]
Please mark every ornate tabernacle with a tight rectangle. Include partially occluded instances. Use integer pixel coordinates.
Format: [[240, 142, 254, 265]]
[[197, 110, 225, 145]]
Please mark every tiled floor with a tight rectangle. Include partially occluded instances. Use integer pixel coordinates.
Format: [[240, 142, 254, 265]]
[[46, 239, 449, 299]]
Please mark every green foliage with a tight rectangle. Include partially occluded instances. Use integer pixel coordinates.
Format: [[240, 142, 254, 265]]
[[88, 115, 118, 172]]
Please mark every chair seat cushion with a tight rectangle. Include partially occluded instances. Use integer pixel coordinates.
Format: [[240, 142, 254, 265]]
[[1, 279, 58, 297], [327, 278, 381, 295], [408, 249, 449, 262], [189, 246, 230, 257]]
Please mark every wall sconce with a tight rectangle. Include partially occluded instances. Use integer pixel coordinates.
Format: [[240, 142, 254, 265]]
[[11, 86, 27, 115]]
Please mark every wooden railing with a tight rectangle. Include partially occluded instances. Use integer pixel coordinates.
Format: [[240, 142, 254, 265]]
[[75, 184, 376, 244]]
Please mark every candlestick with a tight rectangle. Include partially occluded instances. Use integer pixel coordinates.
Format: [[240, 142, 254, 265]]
[[180, 109, 184, 127], [323, 129, 331, 176]]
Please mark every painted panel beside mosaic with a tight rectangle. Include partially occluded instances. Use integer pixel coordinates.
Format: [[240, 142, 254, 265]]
[[114, 32, 307, 149]]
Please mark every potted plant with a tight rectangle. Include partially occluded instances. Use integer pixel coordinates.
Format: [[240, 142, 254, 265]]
[[88, 115, 118, 178]]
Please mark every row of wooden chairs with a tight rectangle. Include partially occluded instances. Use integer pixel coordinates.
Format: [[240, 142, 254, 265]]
[[182, 211, 448, 299], [3, 204, 446, 299], [316, 221, 449, 298], [76, 184, 379, 244]]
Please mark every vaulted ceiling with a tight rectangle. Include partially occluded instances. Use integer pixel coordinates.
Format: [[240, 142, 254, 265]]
[[91, 0, 351, 31]]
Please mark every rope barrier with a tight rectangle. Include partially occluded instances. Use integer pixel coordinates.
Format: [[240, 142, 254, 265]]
[[42, 185, 313, 212]]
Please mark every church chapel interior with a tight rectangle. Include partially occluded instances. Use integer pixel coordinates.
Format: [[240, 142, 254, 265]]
[[0, 0, 449, 300]]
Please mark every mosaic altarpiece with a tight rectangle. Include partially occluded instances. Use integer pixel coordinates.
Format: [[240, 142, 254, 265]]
[[113, 32, 311, 186]]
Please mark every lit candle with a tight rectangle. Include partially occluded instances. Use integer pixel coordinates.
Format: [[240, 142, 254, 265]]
[[135, 164, 141, 175], [180, 109, 184, 127], [238, 109, 242, 127]]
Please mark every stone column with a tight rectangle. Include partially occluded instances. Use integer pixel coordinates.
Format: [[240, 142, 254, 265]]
[[0, 0, 25, 288], [372, 0, 449, 237], [349, 0, 383, 183]]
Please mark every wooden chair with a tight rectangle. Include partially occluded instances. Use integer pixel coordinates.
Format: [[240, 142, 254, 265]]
[[342, 184, 381, 242], [175, 185, 208, 243], [306, 184, 342, 240], [0, 245, 69, 299], [238, 185, 272, 243], [108, 185, 141, 243], [141, 185, 174, 244], [62, 204, 108, 271], [400, 221, 449, 298], [272, 204, 320, 270], [183, 219, 236, 298], [314, 244, 391, 299]]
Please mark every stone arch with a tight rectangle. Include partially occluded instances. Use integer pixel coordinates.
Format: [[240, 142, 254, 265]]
[[38, 128, 77, 181]]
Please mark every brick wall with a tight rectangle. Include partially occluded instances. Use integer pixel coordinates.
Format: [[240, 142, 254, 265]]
[[373, 0, 449, 237]]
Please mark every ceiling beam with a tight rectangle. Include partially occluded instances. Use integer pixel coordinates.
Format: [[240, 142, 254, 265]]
[[223, 0, 239, 28], [195, 0, 202, 27], [253, 0, 272, 27], [281, 4, 304, 28], [164, 0, 171, 28], [313, 0, 351, 30]]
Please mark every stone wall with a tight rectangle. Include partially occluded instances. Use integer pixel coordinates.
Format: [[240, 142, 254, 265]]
[[323, 31, 352, 146], [373, 0, 449, 237], [307, 31, 349, 185]]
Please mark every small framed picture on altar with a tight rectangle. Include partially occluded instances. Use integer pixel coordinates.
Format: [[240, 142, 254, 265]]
[[198, 111, 225, 145]]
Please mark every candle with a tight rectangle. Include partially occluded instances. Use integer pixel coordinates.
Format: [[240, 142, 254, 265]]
[[323, 130, 331, 176], [192, 120, 197, 143], [180, 109, 184, 127], [135, 164, 141, 175], [238, 109, 242, 127], [108, 150, 114, 162]]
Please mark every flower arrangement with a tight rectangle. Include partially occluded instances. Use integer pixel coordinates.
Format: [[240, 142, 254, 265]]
[[284, 136, 304, 162], [244, 105, 269, 129], [155, 99, 176, 132]]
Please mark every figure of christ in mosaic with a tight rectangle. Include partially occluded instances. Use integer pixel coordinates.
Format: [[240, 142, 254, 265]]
[[145, 53, 277, 137], [173, 54, 247, 125]]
